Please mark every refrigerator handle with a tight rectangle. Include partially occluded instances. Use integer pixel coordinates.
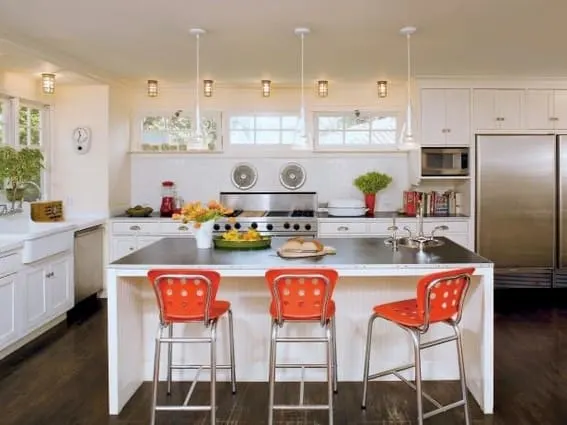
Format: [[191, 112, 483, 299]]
[[558, 137, 563, 269]]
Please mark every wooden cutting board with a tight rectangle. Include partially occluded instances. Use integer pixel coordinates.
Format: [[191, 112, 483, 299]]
[[277, 246, 336, 259]]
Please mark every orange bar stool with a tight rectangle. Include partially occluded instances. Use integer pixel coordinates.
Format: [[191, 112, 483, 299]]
[[148, 269, 236, 425], [361, 267, 475, 425], [265, 268, 339, 425]]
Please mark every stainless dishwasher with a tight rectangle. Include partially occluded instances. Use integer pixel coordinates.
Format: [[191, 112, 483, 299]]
[[74, 225, 104, 304]]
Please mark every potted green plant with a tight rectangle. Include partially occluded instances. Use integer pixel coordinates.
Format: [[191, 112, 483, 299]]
[[0, 146, 45, 209], [353, 171, 393, 214]]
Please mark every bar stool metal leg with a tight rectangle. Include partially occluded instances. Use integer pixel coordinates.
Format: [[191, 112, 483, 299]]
[[228, 309, 237, 394], [267, 320, 278, 425], [326, 324, 334, 425], [166, 324, 173, 394], [330, 317, 338, 394], [210, 320, 218, 424], [361, 314, 378, 409], [454, 324, 471, 425], [150, 326, 163, 425], [409, 330, 423, 425]]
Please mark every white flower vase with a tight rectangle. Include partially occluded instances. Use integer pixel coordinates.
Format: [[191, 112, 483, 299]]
[[194, 220, 215, 249]]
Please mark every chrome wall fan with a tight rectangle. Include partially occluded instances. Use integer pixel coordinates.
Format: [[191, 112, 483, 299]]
[[231, 163, 258, 190], [279, 162, 306, 190]]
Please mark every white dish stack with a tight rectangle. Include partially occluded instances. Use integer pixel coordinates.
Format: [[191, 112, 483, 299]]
[[327, 199, 368, 217]]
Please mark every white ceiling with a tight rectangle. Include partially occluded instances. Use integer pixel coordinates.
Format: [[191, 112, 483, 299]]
[[0, 0, 566, 84]]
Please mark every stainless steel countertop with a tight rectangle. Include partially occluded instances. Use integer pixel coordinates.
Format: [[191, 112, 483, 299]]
[[109, 237, 491, 269]]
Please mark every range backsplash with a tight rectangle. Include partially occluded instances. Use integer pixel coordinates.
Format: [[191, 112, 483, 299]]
[[130, 153, 410, 211]]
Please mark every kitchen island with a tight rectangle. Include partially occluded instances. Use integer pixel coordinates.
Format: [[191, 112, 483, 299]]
[[106, 237, 493, 416]]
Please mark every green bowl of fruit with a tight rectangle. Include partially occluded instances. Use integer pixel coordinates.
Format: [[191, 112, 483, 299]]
[[125, 205, 153, 217]]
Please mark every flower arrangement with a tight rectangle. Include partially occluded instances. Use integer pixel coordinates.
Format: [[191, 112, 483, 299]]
[[173, 200, 232, 228]]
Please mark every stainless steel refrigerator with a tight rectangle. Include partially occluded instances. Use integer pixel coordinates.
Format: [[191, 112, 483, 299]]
[[476, 134, 567, 288]]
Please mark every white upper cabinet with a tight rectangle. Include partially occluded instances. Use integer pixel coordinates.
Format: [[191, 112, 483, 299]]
[[526, 89, 567, 130], [473, 89, 524, 130], [420, 89, 470, 146]]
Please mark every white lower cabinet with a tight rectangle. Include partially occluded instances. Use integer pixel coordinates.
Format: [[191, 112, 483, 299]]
[[0, 273, 22, 350], [110, 235, 163, 262]]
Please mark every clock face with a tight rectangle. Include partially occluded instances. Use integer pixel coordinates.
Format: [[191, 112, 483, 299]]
[[73, 127, 90, 143]]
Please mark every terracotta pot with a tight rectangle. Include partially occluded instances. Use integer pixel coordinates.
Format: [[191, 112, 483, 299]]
[[364, 193, 376, 214]]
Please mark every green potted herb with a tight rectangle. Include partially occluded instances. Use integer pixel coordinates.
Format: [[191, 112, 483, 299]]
[[0, 146, 45, 208], [353, 171, 393, 214]]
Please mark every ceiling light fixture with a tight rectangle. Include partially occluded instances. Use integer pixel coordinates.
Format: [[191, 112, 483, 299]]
[[147, 79, 158, 97], [203, 79, 213, 97], [190, 28, 206, 146], [377, 80, 388, 98], [261, 80, 271, 97], [294, 27, 310, 144], [400, 26, 418, 149], [41, 73, 55, 95], [317, 80, 328, 98]]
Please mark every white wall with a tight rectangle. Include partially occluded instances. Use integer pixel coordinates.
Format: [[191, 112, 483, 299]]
[[130, 80, 412, 211], [52, 85, 110, 216]]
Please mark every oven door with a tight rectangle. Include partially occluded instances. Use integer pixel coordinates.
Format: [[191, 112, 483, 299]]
[[421, 147, 469, 176]]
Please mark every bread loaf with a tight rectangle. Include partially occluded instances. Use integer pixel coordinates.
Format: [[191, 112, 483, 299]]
[[281, 237, 324, 253], [301, 240, 324, 252]]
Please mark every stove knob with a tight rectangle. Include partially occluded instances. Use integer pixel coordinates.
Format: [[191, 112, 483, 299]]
[[284, 222, 290, 229], [234, 223, 241, 230], [213, 224, 220, 231], [305, 224, 312, 231], [293, 224, 300, 230], [251, 222, 258, 229], [266, 224, 274, 231], [224, 224, 232, 231]]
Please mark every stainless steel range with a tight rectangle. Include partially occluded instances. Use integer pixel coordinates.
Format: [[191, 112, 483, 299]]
[[214, 192, 318, 237]]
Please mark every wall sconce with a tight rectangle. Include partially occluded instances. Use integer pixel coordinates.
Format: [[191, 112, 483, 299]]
[[147, 80, 159, 97], [203, 80, 213, 97], [317, 80, 329, 98], [261, 80, 271, 97], [41, 73, 55, 95], [377, 80, 388, 98]]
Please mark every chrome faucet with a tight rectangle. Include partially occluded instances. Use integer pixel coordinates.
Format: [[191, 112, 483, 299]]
[[416, 199, 425, 238]]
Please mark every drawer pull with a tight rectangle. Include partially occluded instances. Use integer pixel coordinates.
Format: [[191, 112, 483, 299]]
[[129, 247, 134, 251], [178, 225, 189, 231], [45, 272, 54, 278], [337, 226, 349, 231], [129, 225, 141, 231]]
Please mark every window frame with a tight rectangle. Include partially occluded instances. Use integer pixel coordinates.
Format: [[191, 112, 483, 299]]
[[313, 110, 402, 151]]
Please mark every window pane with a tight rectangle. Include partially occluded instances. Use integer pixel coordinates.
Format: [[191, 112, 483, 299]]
[[230, 116, 254, 130], [256, 116, 280, 130], [19, 107, 28, 146], [256, 131, 280, 144], [0, 123, 4, 143], [0, 101, 3, 121], [142, 116, 166, 132], [345, 131, 370, 145], [318, 116, 343, 131], [281, 131, 297, 144], [282, 116, 299, 130], [371, 116, 396, 130], [230, 130, 254, 144], [31, 128, 40, 145], [371, 130, 397, 145], [345, 117, 370, 131], [318, 131, 343, 145], [168, 116, 192, 132], [30, 108, 41, 130]]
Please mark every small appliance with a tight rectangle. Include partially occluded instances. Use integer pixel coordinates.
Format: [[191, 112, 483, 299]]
[[159, 181, 176, 217], [421, 147, 469, 176]]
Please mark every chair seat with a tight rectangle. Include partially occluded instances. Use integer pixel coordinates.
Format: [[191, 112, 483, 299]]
[[269, 300, 336, 321], [164, 300, 231, 323], [373, 299, 426, 327]]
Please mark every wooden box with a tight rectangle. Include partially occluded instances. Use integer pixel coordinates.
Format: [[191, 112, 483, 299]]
[[30, 201, 64, 222]]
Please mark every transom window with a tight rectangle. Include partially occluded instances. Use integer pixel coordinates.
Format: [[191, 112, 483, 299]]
[[140, 111, 221, 151], [315, 112, 398, 148], [228, 114, 300, 145], [19, 104, 43, 147]]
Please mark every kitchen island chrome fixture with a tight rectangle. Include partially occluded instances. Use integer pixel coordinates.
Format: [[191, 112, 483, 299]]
[[215, 191, 318, 238]]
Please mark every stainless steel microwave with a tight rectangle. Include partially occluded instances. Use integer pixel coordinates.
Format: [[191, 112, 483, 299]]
[[421, 147, 469, 176]]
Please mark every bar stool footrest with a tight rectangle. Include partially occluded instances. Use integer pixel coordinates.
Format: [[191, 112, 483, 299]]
[[155, 405, 213, 412], [170, 364, 232, 370], [273, 404, 330, 411]]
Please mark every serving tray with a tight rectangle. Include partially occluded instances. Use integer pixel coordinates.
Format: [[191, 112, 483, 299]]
[[213, 237, 272, 250], [277, 246, 336, 259]]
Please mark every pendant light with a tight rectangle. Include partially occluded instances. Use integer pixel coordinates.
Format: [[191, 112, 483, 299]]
[[294, 27, 310, 145], [190, 28, 206, 146], [400, 26, 418, 149]]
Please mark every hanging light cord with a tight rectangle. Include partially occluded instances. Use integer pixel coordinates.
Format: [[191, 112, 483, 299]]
[[405, 31, 413, 140], [300, 33, 305, 122], [195, 33, 202, 138]]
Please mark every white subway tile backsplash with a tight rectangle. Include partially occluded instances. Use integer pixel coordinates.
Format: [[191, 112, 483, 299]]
[[131, 153, 410, 211]]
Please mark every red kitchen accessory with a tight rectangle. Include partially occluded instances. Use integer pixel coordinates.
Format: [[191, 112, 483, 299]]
[[160, 181, 176, 217]]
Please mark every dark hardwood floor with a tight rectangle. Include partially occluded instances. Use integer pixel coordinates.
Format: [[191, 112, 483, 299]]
[[1, 290, 567, 425]]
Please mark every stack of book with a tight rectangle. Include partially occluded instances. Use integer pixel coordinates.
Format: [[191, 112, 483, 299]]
[[403, 190, 463, 216]]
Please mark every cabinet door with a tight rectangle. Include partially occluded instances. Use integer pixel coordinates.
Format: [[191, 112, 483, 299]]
[[473, 89, 498, 130], [525, 89, 554, 130], [496, 90, 523, 130], [0, 273, 21, 350], [420, 89, 447, 146], [553, 90, 567, 129], [48, 255, 73, 318], [444, 89, 470, 145], [23, 264, 49, 333], [111, 236, 137, 261]]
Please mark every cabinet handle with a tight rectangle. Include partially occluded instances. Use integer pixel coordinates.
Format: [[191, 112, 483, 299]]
[[178, 225, 189, 231], [337, 226, 349, 231], [129, 247, 134, 251], [446, 128, 451, 132], [45, 272, 54, 278], [129, 225, 141, 231]]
